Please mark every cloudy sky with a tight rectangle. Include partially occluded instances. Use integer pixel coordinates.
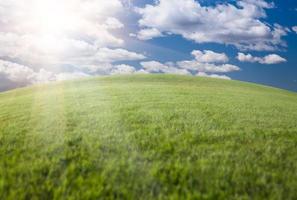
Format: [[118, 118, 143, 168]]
[[0, 0, 296, 91]]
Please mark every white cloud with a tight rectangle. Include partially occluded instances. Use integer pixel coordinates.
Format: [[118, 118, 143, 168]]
[[140, 61, 169, 73], [140, 61, 191, 75], [104, 17, 124, 29], [55, 72, 90, 81], [178, 61, 240, 73], [292, 26, 297, 34], [191, 50, 229, 63], [0, 59, 55, 83], [131, 28, 163, 40], [237, 53, 287, 64], [0, 33, 146, 73], [164, 67, 191, 75], [176, 50, 240, 73], [33, 69, 56, 83], [237, 52, 261, 63], [0, 59, 93, 84], [135, 69, 150, 74], [95, 48, 146, 63], [136, 0, 287, 51], [0, 60, 35, 83], [139, 48, 239, 76], [0, 0, 125, 46], [196, 72, 231, 80], [139, 49, 239, 75], [0, 0, 149, 87], [0, 28, 144, 68], [261, 54, 287, 64], [111, 64, 136, 74]]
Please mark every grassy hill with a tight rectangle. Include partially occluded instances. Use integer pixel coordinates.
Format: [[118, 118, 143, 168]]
[[0, 74, 297, 199]]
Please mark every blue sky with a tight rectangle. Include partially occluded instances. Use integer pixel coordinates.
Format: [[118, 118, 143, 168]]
[[130, 0, 297, 91], [0, 0, 296, 91]]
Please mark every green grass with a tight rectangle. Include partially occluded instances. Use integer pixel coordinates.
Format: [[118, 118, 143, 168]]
[[0, 74, 297, 200]]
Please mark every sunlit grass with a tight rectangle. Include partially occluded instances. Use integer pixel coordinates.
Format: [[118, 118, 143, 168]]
[[0, 74, 297, 199]]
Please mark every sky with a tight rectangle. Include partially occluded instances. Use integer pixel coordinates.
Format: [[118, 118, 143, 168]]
[[0, 0, 296, 92]]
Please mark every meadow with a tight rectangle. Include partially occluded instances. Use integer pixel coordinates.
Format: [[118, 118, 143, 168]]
[[0, 75, 297, 199]]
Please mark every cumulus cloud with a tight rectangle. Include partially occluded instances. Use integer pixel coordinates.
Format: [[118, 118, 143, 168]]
[[0, 33, 145, 66], [104, 17, 124, 29], [178, 61, 240, 73], [0, 0, 148, 87], [135, 69, 150, 74], [95, 48, 146, 63], [292, 26, 297, 34], [177, 50, 240, 73], [139, 49, 239, 76], [260, 54, 287, 64], [191, 50, 229, 63], [111, 64, 136, 75], [140, 61, 191, 75], [0, 59, 94, 84], [140, 61, 169, 73], [0, 0, 125, 47], [196, 72, 231, 80], [131, 28, 163, 40], [237, 53, 260, 63], [135, 0, 287, 51], [55, 72, 90, 81], [237, 53, 287, 64], [0, 59, 55, 83], [0, 60, 36, 83]]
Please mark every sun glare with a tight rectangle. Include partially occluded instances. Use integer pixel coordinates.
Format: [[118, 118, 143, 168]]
[[20, 0, 86, 55], [30, 0, 77, 36]]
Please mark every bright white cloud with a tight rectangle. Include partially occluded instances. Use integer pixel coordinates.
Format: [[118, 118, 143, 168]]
[[131, 28, 163, 40], [0, 60, 35, 83], [135, 69, 150, 74], [163, 67, 191, 75], [139, 59, 234, 78], [178, 61, 240, 73], [140, 61, 191, 75], [111, 64, 136, 75], [0, 0, 148, 86], [292, 26, 297, 34], [177, 50, 240, 73], [55, 72, 90, 81], [136, 0, 287, 51], [104, 17, 124, 29], [95, 48, 146, 63], [0, 32, 146, 70], [0, 59, 55, 83], [191, 50, 229, 63], [237, 53, 260, 63], [261, 54, 287, 64], [196, 72, 231, 80], [0, 59, 93, 84], [0, 60, 131, 85], [140, 61, 169, 73], [34, 69, 56, 83], [0, 0, 125, 46], [237, 53, 287, 64], [139, 49, 239, 76]]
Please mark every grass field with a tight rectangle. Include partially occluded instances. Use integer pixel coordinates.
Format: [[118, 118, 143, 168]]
[[0, 74, 297, 199]]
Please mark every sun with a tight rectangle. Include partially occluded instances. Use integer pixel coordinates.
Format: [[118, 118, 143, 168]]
[[22, 0, 82, 53], [6, 0, 124, 59], [29, 0, 78, 36]]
